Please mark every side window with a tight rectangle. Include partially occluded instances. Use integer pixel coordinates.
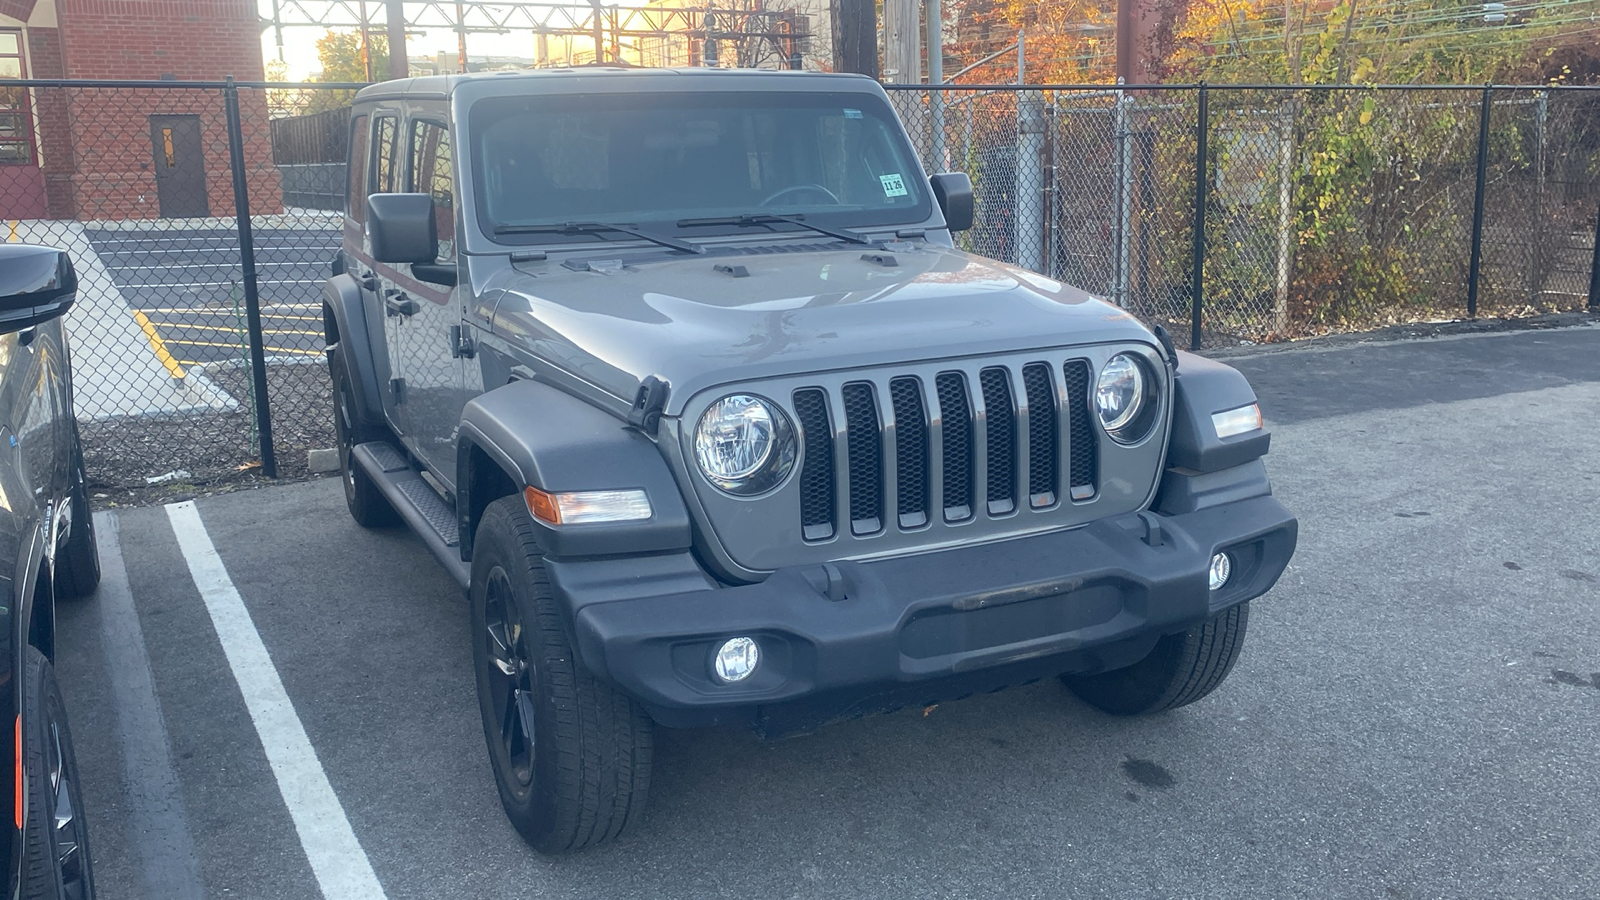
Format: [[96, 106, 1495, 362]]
[[408, 120, 455, 262], [374, 115, 399, 194], [346, 113, 370, 223]]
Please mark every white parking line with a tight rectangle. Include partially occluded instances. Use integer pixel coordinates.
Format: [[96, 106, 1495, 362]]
[[165, 502, 389, 900]]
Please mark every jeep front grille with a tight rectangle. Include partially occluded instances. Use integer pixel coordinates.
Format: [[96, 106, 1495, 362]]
[[792, 360, 1101, 542], [678, 344, 1168, 575]]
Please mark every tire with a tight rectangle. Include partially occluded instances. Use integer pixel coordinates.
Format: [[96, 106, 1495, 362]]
[[55, 456, 100, 599], [470, 496, 653, 854], [328, 345, 398, 528], [1062, 602, 1251, 716], [21, 647, 96, 900]]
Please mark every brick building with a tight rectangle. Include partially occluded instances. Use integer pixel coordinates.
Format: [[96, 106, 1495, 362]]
[[0, 0, 281, 220]]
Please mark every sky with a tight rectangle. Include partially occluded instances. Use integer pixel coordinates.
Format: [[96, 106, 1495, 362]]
[[258, 0, 657, 81]]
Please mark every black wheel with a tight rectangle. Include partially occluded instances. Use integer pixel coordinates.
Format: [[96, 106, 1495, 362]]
[[21, 647, 96, 900], [328, 345, 397, 528], [470, 496, 653, 854], [1062, 603, 1251, 716], [55, 456, 100, 599]]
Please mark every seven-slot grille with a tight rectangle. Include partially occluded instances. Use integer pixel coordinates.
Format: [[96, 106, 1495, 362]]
[[792, 361, 1099, 540]]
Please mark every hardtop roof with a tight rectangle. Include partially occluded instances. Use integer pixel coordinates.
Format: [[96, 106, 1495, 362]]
[[352, 66, 879, 104]]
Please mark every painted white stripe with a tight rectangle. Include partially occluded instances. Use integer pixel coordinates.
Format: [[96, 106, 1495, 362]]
[[105, 262, 311, 270], [116, 279, 326, 287], [164, 502, 388, 900]]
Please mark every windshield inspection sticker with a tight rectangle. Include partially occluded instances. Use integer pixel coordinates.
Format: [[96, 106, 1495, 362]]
[[880, 173, 909, 198], [843, 108, 864, 119]]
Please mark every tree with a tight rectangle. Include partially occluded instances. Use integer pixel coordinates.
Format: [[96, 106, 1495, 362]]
[[946, 0, 1117, 84], [315, 30, 389, 84]]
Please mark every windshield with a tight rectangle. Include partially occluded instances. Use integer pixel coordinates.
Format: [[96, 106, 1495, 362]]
[[468, 90, 931, 243]]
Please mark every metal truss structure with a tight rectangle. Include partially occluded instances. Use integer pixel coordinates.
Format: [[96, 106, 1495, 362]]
[[260, 1, 814, 74]]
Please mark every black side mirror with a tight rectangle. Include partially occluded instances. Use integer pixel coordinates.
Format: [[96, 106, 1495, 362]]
[[929, 172, 974, 233], [0, 244, 77, 334], [366, 193, 437, 265]]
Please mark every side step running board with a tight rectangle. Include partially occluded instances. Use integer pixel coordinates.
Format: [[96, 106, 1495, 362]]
[[351, 441, 471, 590]]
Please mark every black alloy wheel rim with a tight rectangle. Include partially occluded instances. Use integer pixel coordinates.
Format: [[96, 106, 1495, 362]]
[[334, 376, 357, 504], [483, 567, 537, 792], [47, 717, 89, 899]]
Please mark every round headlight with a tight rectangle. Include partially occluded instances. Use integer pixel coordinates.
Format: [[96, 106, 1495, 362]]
[[1095, 353, 1149, 439], [694, 394, 796, 495]]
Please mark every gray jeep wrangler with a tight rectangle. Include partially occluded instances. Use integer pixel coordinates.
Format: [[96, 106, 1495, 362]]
[[323, 67, 1297, 854]]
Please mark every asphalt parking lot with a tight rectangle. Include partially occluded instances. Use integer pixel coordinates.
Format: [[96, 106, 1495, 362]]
[[55, 324, 1600, 900], [84, 224, 340, 367]]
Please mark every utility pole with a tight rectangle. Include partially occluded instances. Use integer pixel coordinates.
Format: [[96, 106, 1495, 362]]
[[830, 0, 878, 78], [385, 0, 408, 80], [1115, 0, 1137, 83], [358, 0, 372, 81], [927, 0, 946, 170], [456, 0, 468, 72], [884, 0, 919, 83]]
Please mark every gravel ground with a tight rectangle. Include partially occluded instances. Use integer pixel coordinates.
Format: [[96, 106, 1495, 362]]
[[81, 360, 336, 508]]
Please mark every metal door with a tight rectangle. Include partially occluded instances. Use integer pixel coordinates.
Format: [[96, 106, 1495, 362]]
[[149, 115, 209, 218]]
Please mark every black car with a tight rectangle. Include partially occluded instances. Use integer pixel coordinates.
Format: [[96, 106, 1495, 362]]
[[0, 243, 99, 898]]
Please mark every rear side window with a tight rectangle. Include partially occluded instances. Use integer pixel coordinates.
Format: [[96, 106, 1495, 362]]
[[408, 120, 455, 262], [347, 113, 370, 222], [374, 114, 400, 193]]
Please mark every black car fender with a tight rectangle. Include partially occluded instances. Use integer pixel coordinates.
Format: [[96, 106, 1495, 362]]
[[13, 520, 50, 660], [320, 273, 384, 428], [456, 379, 693, 560]]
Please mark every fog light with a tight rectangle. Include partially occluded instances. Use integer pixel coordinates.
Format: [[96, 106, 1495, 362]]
[[1209, 552, 1232, 591], [712, 637, 760, 684]]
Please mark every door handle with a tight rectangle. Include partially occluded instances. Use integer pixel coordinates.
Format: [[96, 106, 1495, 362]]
[[385, 292, 420, 318]]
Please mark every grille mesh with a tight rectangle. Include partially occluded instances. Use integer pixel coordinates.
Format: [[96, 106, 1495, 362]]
[[792, 388, 834, 536], [935, 372, 974, 518], [841, 382, 883, 531], [979, 368, 1016, 512], [889, 377, 929, 524], [1022, 363, 1057, 503], [1063, 360, 1098, 491]]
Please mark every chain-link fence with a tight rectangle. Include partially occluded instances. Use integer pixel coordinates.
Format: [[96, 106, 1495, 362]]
[[1, 78, 1596, 493], [1, 79, 353, 491], [889, 84, 1600, 348]]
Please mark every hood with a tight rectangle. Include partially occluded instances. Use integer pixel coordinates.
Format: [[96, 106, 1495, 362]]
[[478, 242, 1156, 413]]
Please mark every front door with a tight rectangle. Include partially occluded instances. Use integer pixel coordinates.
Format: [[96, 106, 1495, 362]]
[[395, 116, 463, 487], [149, 115, 209, 218], [364, 113, 408, 436]]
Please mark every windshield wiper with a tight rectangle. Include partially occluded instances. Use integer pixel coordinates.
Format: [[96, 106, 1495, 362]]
[[493, 221, 704, 255], [675, 213, 873, 246]]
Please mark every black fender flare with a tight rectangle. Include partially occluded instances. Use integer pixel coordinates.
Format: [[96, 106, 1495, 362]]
[[14, 522, 49, 660], [321, 273, 384, 428], [456, 379, 693, 559], [1166, 350, 1272, 473]]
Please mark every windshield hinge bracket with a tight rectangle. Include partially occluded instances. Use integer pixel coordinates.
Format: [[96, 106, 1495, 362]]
[[628, 375, 670, 435]]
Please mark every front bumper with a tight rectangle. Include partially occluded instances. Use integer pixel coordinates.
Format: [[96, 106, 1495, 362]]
[[564, 493, 1296, 729]]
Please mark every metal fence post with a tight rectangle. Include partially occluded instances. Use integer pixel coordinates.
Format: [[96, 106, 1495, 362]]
[[1466, 83, 1492, 320], [1588, 202, 1600, 312], [1113, 86, 1133, 309], [224, 76, 278, 478], [1016, 91, 1045, 273], [1190, 83, 1209, 351]]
